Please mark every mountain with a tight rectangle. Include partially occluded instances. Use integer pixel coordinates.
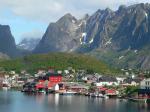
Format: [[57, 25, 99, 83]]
[[0, 25, 19, 57], [85, 3, 150, 69], [33, 3, 150, 69], [33, 13, 88, 53], [17, 38, 40, 51], [78, 3, 150, 52]]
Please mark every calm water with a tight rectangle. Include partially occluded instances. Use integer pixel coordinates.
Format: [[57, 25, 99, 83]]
[[0, 90, 150, 112]]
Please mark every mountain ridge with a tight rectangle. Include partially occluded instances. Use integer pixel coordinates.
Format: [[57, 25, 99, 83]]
[[0, 3, 150, 69], [33, 3, 150, 69]]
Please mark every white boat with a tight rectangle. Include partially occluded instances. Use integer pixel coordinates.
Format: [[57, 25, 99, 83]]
[[103, 95, 109, 99], [128, 97, 147, 103], [60, 90, 77, 95], [90, 93, 98, 97]]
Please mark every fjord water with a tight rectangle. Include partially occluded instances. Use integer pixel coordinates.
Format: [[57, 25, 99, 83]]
[[0, 91, 149, 112]]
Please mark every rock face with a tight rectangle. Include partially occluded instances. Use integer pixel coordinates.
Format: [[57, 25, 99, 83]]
[[34, 13, 88, 53], [0, 25, 18, 57], [35, 3, 150, 53], [17, 38, 40, 51], [78, 3, 150, 52], [34, 3, 150, 69]]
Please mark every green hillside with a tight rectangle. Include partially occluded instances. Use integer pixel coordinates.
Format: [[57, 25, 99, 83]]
[[89, 46, 150, 70], [0, 53, 119, 75]]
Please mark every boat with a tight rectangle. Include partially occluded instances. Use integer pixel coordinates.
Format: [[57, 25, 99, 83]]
[[89, 93, 109, 99], [37, 88, 46, 94], [128, 97, 147, 103], [103, 95, 109, 99], [90, 93, 98, 97], [60, 90, 77, 95]]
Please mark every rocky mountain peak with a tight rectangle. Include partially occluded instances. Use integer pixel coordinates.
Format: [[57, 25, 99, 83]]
[[57, 13, 77, 24], [0, 24, 19, 57]]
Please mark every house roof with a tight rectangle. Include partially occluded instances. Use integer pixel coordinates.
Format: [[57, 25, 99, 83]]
[[99, 76, 117, 82], [46, 72, 62, 77], [123, 78, 141, 84]]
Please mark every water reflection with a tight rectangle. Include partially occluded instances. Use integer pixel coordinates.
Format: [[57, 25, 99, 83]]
[[55, 94, 59, 106], [0, 91, 150, 112], [48, 94, 59, 106], [36, 94, 45, 104]]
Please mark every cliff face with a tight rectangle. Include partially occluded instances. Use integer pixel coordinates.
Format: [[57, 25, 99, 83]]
[[0, 25, 19, 57], [35, 4, 150, 53], [34, 13, 87, 53]]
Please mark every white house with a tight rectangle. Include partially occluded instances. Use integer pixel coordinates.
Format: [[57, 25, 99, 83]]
[[95, 76, 119, 86], [116, 77, 126, 84], [140, 78, 150, 89], [122, 78, 141, 86]]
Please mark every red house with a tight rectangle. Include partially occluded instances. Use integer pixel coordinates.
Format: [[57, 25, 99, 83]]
[[46, 72, 62, 89], [36, 72, 62, 90], [36, 82, 45, 90], [47, 73, 62, 83]]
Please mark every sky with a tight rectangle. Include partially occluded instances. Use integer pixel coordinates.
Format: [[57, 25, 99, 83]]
[[0, 0, 149, 44]]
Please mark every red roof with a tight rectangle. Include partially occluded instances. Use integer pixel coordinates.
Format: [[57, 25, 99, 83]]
[[106, 89, 116, 94], [98, 87, 108, 91], [48, 82, 57, 88], [36, 82, 45, 89], [39, 80, 45, 82]]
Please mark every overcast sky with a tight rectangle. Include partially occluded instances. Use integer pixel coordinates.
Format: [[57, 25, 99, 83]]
[[0, 0, 149, 43]]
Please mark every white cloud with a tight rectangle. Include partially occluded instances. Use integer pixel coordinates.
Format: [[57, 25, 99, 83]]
[[0, 0, 150, 23], [21, 30, 43, 39]]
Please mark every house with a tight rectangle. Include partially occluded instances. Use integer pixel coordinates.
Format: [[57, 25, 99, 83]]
[[35, 72, 62, 90], [116, 76, 126, 84], [122, 78, 141, 86], [137, 78, 150, 99], [37, 69, 46, 76], [47, 73, 62, 83], [82, 74, 100, 83], [97, 87, 119, 96], [95, 76, 119, 86], [36, 82, 45, 90], [140, 78, 150, 89], [46, 72, 62, 89], [105, 89, 119, 95], [63, 82, 88, 93], [67, 84, 88, 93]]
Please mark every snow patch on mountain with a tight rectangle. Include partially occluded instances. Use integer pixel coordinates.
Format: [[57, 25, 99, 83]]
[[119, 56, 124, 60], [80, 32, 87, 44], [89, 38, 94, 44], [144, 11, 148, 18], [105, 38, 112, 46], [17, 38, 40, 51]]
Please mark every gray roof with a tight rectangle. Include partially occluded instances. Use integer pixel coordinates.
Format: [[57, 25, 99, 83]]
[[99, 76, 117, 82]]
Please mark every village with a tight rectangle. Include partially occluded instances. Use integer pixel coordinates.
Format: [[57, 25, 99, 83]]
[[0, 67, 150, 102]]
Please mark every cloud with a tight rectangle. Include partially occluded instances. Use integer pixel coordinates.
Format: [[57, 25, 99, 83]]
[[0, 0, 150, 43], [0, 0, 150, 23], [21, 30, 43, 39]]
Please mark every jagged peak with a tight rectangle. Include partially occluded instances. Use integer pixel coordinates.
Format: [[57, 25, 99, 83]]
[[118, 5, 127, 11], [105, 8, 113, 13], [64, 13, 73, 18], [56, 13, 77, 24], [59, 13, 76, 20], [128, 3, 150, 10]]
